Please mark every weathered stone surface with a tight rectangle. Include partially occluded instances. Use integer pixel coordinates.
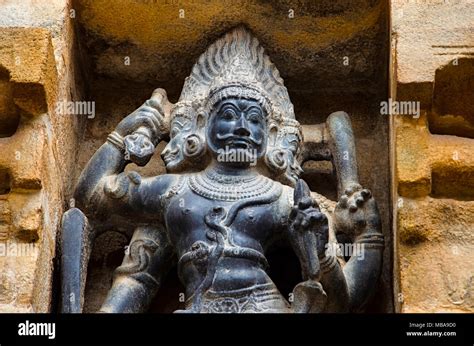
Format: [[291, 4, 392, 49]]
[[393, 0, 474, 313], [396, 113, 474, 200], [431, 58, 474, 138], [0, 28, 57, 115], [75, 0, 388, 96], [0, 0, 85, 312], [392, 0, 474, 84]]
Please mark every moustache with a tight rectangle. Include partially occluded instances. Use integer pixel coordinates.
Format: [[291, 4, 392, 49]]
[[216, 133, 263, 145]]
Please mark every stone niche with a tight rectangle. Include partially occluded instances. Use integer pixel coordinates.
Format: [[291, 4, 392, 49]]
[[71, 0, 392, 312]]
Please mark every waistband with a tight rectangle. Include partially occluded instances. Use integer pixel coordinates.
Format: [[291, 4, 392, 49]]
[[178, 242, 269, 269]]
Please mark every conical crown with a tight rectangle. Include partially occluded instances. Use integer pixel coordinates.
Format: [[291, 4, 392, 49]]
[[178, 26, 295, 120]]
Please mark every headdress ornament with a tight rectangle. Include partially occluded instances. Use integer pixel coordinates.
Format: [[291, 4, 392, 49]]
[[177, 26, 295, 121]]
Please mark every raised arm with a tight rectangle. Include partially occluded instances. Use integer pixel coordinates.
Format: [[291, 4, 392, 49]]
[[332, 184, 384, 311], [326, 111, 384, 312], [74, 89, 173, 220]]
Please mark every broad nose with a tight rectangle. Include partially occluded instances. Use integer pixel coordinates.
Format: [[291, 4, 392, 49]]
[[233, 114, 251, 136]]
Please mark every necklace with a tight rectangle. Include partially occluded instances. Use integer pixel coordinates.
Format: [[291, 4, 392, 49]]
[[188, 168, 279, 201]]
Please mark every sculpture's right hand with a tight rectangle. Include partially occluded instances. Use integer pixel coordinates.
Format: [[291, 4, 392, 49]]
[[115, 89, 168, 146]]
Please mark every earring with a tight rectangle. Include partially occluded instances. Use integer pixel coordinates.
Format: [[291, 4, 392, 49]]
[[183, 134, 205, 159], [265, 148, 288, 174]]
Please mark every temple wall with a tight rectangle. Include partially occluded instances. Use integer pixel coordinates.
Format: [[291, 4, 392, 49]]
[[391, 0, 474, 312], [0, 0, 84, 312]]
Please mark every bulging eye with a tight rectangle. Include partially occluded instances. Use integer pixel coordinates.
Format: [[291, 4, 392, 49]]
[[170, 129, 178, 138], [222, 109, 237, 120], [247, 113, 262, 124]]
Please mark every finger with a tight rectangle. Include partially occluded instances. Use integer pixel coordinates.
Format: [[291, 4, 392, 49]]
[[338, 195, 349, 208], [355, 196, 365, 207], [300, 218, 309, 229], [309, 212, 323, 223], [298, 196, 314, 210], [289, 206, 298, 220], [139, 106, 163, 124], [294, 179, 312, 206], [348, 202, 358, 213], [361, 189, 372, 199], [145, 99, 165, 116], [134, 115, 158, 134], [292, 213, 302, 229], [137, 110, 164, 132], [344, 183, 362, 196]]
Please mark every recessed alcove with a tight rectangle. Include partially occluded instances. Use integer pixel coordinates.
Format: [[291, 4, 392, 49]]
[[71, 0, 392, 312], [0, 168, 11, 195], [430, 58, 474, 138], [0, 67, 20, 138]]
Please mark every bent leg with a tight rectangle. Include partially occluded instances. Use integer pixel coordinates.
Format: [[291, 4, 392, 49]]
[[99, 226, 174, 313]]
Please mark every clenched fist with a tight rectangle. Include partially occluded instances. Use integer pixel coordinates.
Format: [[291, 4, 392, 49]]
[[333, 183, 381, 241]]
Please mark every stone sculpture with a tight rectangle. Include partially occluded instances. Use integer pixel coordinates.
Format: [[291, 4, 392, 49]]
[[61, 27, 384, 313]]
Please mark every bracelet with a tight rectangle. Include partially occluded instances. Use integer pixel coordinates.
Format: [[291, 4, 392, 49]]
[[319, 254, 338, 274], [355, 233, 385, 249], [107, 131, 125, 152]]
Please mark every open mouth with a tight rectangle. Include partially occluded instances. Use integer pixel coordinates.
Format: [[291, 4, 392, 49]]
[[227, 138, 251, 149]]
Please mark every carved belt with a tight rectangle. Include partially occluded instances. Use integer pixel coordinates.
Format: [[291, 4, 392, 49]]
[[178, 241, 269, 270]]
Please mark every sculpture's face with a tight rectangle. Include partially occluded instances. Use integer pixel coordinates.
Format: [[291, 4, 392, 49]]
[[161, 117, 191, 172], [207, 97, 267, 167], [281, 133, 303, 184]]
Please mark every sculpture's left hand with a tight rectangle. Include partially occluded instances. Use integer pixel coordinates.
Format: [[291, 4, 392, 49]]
[[333, 183, 380, 240], [289, 181, 329, 259]]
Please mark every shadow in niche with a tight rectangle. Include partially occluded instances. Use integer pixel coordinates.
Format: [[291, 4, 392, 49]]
[[301, 160, 338, 202], [149, 265, 185, 313], [431, 58, 474, 139], [266, 245, 303, 300], [0, 169, 11, 195], [0, 66, 20, 138]]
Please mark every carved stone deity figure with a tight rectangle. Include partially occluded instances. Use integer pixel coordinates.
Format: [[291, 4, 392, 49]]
[[61, 27, 384, 313]]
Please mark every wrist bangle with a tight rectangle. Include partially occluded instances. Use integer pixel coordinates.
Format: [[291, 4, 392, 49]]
[[355, 233, 384, 248], [107, 131, 125, 152], [320, 254, 337, 274]]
